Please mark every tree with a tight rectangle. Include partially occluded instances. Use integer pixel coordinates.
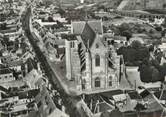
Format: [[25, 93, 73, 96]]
[[102, 16, 109, 21], [151, 66, 160, 82], [57, 9, 66, 17], [138, 58, 152, 83], [56, 20, 64, 28], [97, 5, 105, 11], [158, 63, 166, 82], [149, 29, 154, 34], [121, 30, 132, 41], [161, 29, 166, 37], [117, 45, 149, 66], [138, 56, 166, 83], [119, 23, 130, 32], [48, 16, 54, 22], [163, 4, 166, 8], [131, 40, 142, 50], [155, 26, 162, 32]]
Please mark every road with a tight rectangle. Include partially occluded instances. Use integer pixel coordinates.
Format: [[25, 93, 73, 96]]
[[22, 6, 92, 117]]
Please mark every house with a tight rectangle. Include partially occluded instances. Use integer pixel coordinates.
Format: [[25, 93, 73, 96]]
[[0, 64, 14, 83], [140, 89, 164, 112], [64, 20, 123, 92], [23, 69, 43, 89], [154, 90, 166, 105], [27, 85, 69, 117]]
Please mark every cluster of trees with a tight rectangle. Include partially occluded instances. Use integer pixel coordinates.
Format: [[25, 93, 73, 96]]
[[118, 40, 166, 83], [51, 20, 64, 30], [138, 59, 166, 83], [117, 40, 149, 66], [109, 23, 162, 40], [114, 23, 132, 41], [138, 50, 166, 83]]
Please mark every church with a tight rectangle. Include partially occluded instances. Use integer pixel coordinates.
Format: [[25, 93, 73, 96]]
[[65, 20, 123, 92]]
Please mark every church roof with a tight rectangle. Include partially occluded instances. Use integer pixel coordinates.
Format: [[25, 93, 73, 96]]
[[72, 21, 85, 34], [72, 20, 103, 48], [81, 22, 96, 48], [88, 21, 103, 34], [72, 20, 103, 34]]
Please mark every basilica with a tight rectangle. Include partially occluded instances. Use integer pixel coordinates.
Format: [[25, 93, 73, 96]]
[[65, 20, 124, 92]]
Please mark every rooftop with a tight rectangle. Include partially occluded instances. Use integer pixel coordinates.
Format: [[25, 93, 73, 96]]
[[0, 64, 12, 75], [72, 20, 103, 34]]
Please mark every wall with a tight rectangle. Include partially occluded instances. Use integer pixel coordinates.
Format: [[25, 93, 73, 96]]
[[0, 73, 14, 83]]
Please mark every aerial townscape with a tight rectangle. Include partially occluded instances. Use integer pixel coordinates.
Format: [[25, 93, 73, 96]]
[[0, 0, 166, 117]]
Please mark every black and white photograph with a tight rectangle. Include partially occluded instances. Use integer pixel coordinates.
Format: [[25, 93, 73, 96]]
[[0, 0, 166, 116]]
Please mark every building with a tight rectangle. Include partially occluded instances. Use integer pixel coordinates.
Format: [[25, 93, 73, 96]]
[[65, 20, 123, 92], [0, 64, 14, 83], [27, 85, 69, 117], [0, 88, 39, 117]]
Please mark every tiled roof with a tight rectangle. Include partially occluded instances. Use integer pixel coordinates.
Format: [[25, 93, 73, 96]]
[[0, 64, 12, 75], [0, 28, 17, 34], [140, 90, 151, 99], [81, 22, 96, 48], [98, 102, 114, 113], [72, 20, 103, 48], [128, 91, 142, 100], [154, 90, 166, 100], [7, 60, 23, 67], [143, 97, 163, 112], [140, 90, 164, 112], [88, 20, 103, 34], [72, 21, 85, 34], [72, 20, 103, 34]]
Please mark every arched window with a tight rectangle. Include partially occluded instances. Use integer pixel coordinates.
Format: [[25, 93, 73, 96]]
[[95, 77, 100, 88], [96, 44, 99, 48], [109, 76, 113, 86], [70, 41, 75, 48], [95, 55, 100, 67]]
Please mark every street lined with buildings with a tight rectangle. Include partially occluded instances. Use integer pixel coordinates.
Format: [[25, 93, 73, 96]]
[[1, 0, 166, 117]]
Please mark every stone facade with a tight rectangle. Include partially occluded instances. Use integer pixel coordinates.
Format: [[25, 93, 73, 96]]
[[65, 21, 123, 92]]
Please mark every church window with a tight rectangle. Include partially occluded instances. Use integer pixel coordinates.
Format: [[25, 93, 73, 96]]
[[109, 76, 113, 86], [95, 55, 100, 67], [70, 41, 75, 48], [95, 77, 100, 88]]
